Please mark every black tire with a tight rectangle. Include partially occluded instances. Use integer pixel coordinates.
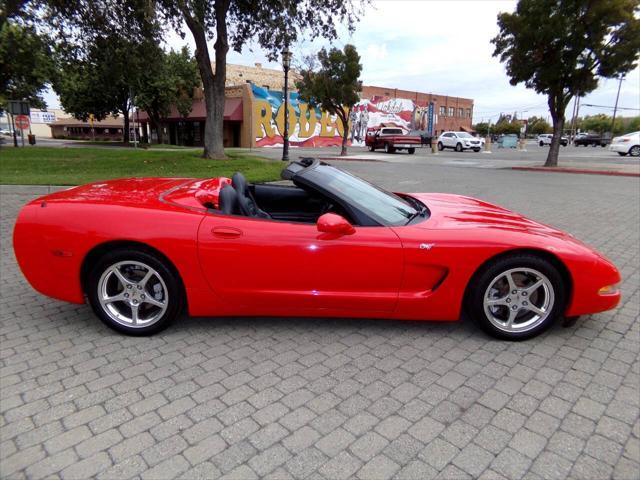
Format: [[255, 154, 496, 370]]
[[368, 145, 375, 152], [437, 142, 444, 151], [87, 248, 183, 336], [464, 253, 566, 341], [539, 141, 544, 147], [629, 146, 640, 157], [408, 148, 415, 154], [473, 148, 481, 152], [385, 143, 395, 154], [455, 143, 463, 152]]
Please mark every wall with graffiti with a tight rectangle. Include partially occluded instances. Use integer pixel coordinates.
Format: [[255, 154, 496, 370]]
[[252, 84, 435, 148]]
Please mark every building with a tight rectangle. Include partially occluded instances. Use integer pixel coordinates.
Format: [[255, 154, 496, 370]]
[[0, 108, 71, 138], [49, 116, 131, 141], [136, 62, 474, 148]]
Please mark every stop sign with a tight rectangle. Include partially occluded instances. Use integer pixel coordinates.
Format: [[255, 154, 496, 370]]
[[15, 115, 30, 130]]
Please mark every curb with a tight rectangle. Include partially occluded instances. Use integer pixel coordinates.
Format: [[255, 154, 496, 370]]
[[0, 185, 72, 195], [317, 156, 386, 163], [511, 166, 640, 178]]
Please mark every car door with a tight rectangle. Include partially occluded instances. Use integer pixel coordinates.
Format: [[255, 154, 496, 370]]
[[443, 132, 454, 148], [197, 213, 403, 314]]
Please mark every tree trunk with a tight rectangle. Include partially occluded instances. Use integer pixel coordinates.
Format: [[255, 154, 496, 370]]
[[544, 95, 567, 167], [156, 121, 164, 145], [182, 3, 228, 159], [122, 103, 130, 144], [336, 107, 349, 156]]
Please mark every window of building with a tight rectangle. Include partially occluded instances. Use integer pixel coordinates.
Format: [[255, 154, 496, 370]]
[[448, 107, 455, 117], [466, 108, 472, 118], [458, 108, 464, 117], [439, 106, 446, 116]]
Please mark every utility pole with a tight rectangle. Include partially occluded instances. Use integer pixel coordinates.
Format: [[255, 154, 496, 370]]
[[609, 76, 623, 138]]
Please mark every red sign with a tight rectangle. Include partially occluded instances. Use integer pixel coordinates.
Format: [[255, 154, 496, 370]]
[[15, 115, 30, 130]]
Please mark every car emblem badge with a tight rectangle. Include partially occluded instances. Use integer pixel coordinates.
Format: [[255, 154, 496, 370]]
[[420, 243, 435, 250]]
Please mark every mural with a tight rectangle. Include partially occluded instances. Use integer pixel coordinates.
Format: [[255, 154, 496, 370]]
[[253, 85, 346, 147], [252, 84, 436, 148], [349, 97, 436, 146]]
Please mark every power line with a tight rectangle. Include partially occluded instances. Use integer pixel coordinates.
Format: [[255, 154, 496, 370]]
[[581, 104, 640, 111]]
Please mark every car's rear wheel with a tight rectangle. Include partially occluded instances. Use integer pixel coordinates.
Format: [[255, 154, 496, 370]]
[[465, 254, 566, 340], [437, 142, 444, 151], [87, 249, 183, 335], [455, 143, 463, 152], [629, 146, 640, 157], [408, 148, 415, 154]]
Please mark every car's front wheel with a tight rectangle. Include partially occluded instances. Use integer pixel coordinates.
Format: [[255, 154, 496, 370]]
[[629, 146, 640, 157], [465, 254, 566, 340], [539, 141, 544, 147], [87, 248, 183, 335], [455, 143, 463, 152], [437, 142, 444, 151], [473, 148, 481, 152], [368, 145, 375, 152], [385, 143, 395, 154]]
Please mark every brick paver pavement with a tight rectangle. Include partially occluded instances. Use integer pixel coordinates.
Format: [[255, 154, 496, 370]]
[[1, 164, 638, 479]]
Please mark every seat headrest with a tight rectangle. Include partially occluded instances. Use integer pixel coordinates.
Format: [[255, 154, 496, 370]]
[[218, 185, 238, 215], [231, 172, 248, 194]]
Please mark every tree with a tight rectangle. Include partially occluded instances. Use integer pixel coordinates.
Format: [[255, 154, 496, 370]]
[[492, 0, 640, 166], [473, 122, 490, 136], [296, 45, 362, 156], [135, 47, 200, 144], [54, 34, 155, 142], [43, 0, 161, 142], [0, 11, 53, 109], [158, 0, 366, 159], [527, 116, 552, 135]]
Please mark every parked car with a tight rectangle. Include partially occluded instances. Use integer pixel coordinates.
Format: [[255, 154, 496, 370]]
[[609, 131, 640, 157], [574, 133, 609, 147], [537, 134, 568, 147], [13, 159, 620, 340], [365, 127, 422, 154], [437, 131, 482, 152]]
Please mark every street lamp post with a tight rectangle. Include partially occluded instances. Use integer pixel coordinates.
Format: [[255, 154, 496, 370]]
[[281, 46, 293, 162]]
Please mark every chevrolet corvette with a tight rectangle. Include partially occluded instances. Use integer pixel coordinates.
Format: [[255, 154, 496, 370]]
[[13, 158, 620, 340]]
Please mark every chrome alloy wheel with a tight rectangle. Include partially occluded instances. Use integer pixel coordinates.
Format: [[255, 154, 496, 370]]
[[97, 260, 168, 328], [483, 267, 555, 333]]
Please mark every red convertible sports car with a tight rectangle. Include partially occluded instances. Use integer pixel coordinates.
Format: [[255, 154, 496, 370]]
[[14, 159, 620, 340]]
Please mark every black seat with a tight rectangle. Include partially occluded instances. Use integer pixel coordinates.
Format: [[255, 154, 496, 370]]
[[218, 185, 239, 215], [231, 172, 271, 219]]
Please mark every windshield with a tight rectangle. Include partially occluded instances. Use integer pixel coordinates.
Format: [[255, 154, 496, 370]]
[[304, 166, 419, 226], [457, 132, 473, 138]]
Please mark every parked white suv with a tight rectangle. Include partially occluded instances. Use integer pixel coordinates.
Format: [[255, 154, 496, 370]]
[[437, 132, 482, 152], [609, 131, 640, 157], [537, 134, 568, 147]]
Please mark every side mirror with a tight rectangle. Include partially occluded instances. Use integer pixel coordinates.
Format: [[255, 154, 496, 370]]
[[317, 213, 355, 235]]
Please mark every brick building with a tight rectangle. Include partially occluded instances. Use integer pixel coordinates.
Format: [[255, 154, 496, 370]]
[[136, 63, 475, 148]]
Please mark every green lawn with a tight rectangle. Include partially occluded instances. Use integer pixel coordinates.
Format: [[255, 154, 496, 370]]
[[0, 147, 284, 185]]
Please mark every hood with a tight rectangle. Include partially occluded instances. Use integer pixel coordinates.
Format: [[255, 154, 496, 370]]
[[408, 193, 570, 238], [31, 177, 189, 207]]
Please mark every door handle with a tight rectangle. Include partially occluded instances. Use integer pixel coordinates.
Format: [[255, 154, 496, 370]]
[[212, 227, 242, 238]]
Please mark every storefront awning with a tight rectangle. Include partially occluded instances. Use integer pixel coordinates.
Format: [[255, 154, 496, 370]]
[[136, 98, 243, 122]]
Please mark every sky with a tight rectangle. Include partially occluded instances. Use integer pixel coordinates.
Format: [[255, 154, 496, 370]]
[[43, 0, 640, 123]]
